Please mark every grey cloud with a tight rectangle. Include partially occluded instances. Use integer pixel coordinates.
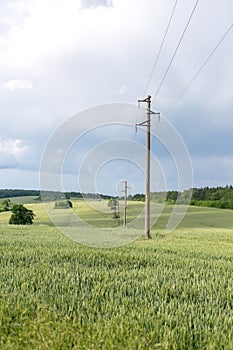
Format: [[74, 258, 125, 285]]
[[167, 106, 233, 159], [0, 0, 233, 191], [193, 155, 233, 188], [0, 153, 18, 169]]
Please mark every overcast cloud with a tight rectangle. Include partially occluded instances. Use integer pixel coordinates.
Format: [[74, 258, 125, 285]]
[[0, 0, 233, 194]]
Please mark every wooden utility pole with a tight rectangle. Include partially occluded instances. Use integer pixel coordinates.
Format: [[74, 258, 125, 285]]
[[137, 95, 152, 239], [122, 180, 128, 227], [117, 197, 120, 226], [145, 96, 151, 239]]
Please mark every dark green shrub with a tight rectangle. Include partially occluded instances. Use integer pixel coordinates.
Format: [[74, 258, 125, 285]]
[[9, 204, 35, 225], [54, 200, 73, 209]]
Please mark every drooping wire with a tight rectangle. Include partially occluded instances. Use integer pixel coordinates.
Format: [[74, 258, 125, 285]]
[[143, 0, 178, 97], [166, 22, 233, 112], [152, 0, 200, 104]]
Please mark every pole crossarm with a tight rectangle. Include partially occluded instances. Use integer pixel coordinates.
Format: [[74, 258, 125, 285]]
[[136, 111, 159, 127], [138, 97, 150, 103], [136, 111, 160, 128], [136, 120, 150, 127]]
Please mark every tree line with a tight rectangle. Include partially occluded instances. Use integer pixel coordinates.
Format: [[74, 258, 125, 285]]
[[0, 189, 112, 201], [190, 185, 233, 209], [0, 189, 40, 199], [131, 186, 233, 210]]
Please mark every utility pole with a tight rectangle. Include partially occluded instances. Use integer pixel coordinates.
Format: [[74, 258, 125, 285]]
[[117, 197, 120, 226], [137, 95, 155, 239], [122, 180, 128, 227], [145, 96, 151, 239]]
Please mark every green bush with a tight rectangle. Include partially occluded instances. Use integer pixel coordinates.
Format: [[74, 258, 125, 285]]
[[54, 200, 73, 209], [0, 199, 12, 212], [9, 204, 35, 225]]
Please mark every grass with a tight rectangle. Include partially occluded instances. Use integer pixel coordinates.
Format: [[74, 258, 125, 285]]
[[2, 197, 233, 230], [0, 199, 233, 349], [6, 196, 40, 204]]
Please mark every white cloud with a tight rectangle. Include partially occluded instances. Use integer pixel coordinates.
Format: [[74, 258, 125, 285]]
[[2, 79, 33, 91], [80, 0, 113, 9], [3, 139, 28, 155], [0, 139, 30, 169], [0, 0, 118, 68], [119, 85, 127, 96]]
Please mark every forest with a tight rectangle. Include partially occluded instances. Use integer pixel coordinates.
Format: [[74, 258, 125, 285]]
[[132, 185, 233, 210], [0, 189, 111, 200]]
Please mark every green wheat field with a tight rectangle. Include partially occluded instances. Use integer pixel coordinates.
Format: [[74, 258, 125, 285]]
[[0, 198, 233, 349]]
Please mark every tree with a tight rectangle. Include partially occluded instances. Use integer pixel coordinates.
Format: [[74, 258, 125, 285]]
[[9, 204, 35, 225], [0, 199, 12, 212], [132, 193, 145, 202]]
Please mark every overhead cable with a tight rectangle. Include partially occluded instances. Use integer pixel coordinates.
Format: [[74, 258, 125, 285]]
[[166, 22, 233, 111], [152, 0, 200, 104], [143, 0, 178, 97]]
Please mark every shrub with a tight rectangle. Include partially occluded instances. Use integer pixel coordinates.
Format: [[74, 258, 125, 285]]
[[54, 200, 73, 209], [9, 204, 35, 225], [0, 199, 12, 212]]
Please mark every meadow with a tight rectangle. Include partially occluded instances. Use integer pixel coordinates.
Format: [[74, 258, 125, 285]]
[[0, 198, 233, 349]]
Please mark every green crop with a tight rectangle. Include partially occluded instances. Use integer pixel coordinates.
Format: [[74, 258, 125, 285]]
[[0, 201, 233, 349]]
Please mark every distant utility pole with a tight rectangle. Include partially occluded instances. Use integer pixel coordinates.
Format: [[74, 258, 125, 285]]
[[117, 197, 121, 226], [137, 95, 159, 239], [122, 180, 128, 227]]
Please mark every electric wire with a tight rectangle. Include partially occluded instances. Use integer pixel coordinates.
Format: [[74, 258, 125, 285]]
[[166, 22, 233, 112], [152, 0, 200, 104], [143, 0, 178, 97]]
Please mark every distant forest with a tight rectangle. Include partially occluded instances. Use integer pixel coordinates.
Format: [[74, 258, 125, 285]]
[[0, 189, 111, 201], [132, 185, 233, 210], [170, 185, 233, 210], [1, 186, 233, 210], [0, 189, 40, 198]]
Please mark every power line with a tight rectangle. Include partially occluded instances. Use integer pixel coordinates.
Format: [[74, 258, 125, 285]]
[[143, 0, 178, 97], [166, 22, 233, 112], [152, 0, 200, 104]]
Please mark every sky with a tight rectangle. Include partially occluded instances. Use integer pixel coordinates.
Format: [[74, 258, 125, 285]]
[[0, 0, 233, 195]]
